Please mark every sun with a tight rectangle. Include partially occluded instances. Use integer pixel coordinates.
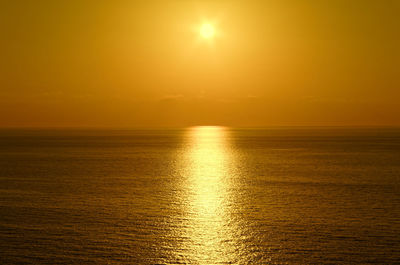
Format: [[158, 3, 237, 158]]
[[200, 23, 215, 39]]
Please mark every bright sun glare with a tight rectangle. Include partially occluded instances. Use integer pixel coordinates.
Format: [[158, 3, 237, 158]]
[[200, 23, 215, 39]]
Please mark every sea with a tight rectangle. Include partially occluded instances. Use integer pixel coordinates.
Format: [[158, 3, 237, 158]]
[[0, 127, 399, 264]]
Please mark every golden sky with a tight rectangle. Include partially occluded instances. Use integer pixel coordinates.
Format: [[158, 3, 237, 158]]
[[1, 0, 399, 127]]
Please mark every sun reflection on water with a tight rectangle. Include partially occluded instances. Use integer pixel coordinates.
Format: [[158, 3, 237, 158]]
[[180, 126, 239, 263]]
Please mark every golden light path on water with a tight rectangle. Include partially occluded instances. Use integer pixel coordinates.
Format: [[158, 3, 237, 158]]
[[177, 126, 242, 264]]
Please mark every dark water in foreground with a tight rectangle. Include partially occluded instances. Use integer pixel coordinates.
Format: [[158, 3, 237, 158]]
[[0, 127, 399, 264]]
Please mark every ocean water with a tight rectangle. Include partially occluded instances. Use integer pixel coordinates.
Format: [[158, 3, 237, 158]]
[[0, 127, 399, 264]]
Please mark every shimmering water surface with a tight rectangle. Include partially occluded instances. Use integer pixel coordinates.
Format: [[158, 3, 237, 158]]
[[1, 127, 400, 264]]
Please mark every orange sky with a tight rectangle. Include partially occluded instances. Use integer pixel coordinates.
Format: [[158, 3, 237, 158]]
[[1, 0, 399, 127]]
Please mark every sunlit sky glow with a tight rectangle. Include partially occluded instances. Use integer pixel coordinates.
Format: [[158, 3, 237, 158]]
[[1, 0, 399, 127], [200, 23, 215, 39]]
